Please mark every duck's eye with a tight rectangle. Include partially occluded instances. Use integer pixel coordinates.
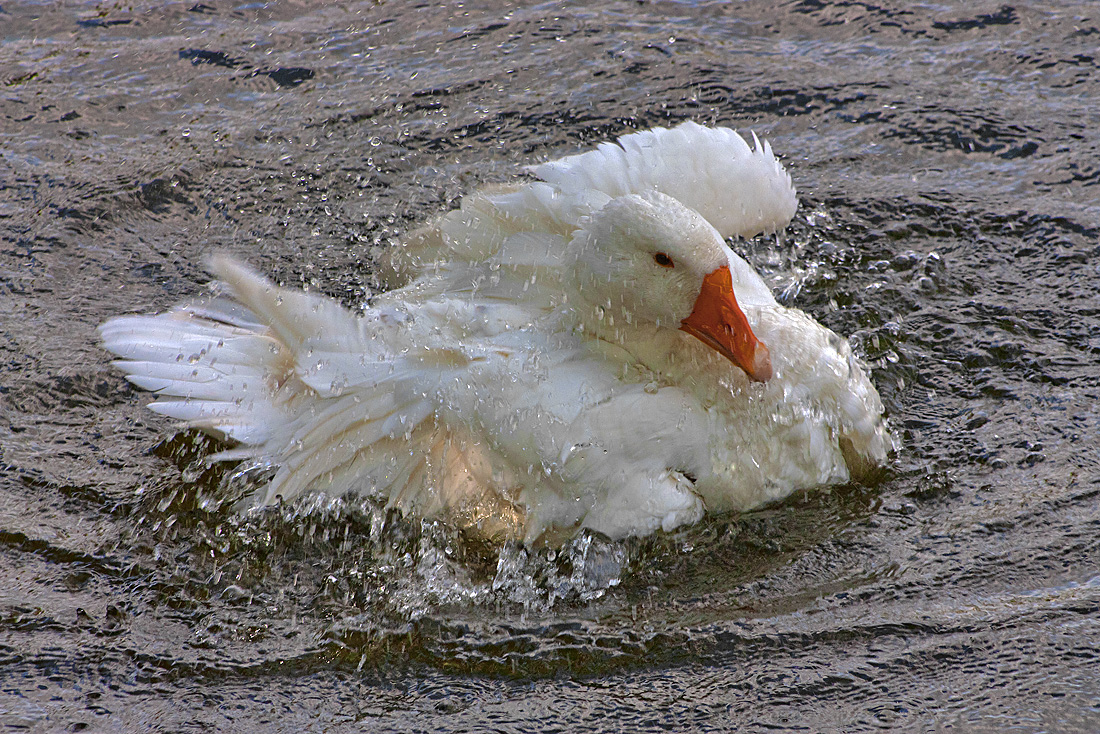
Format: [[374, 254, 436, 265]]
[[653, 252, 674, 268]]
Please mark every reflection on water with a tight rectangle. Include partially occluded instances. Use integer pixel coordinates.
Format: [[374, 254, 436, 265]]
[[2, 0, 1099, 731]]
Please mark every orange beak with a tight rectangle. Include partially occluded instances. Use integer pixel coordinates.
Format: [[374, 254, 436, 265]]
[[680, 265, 772, 382]]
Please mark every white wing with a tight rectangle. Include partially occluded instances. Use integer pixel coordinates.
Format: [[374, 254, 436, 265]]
[[528, 121, 798, 239], [374, 122, 798, 288], [100, 257, 525, 532]]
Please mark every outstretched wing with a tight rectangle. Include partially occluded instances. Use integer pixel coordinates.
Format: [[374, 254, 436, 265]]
[[100, 256, 528, 535], [528, 121, 798, 239], [374, 122, 798, 289]]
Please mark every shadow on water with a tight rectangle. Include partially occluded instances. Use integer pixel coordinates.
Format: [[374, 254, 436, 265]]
[[2, 0, 1099, 731]]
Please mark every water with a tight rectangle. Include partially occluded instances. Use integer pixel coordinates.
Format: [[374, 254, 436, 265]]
[[2, 1, 1099, 731]]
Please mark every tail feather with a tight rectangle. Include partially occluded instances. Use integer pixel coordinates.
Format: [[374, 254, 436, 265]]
[[206, 254, 369, 364], [263, 396, 399, 504], [101, 255, 525, 534], [106, 361, 244, 397], [99, 313, 277, 370], [99, 301, 292, 445], [100, 256, 442, 511]]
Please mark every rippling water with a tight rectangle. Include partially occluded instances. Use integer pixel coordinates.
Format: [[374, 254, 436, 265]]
[[2, 1, 1099, 731]]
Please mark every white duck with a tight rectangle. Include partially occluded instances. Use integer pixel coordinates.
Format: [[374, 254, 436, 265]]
[[100, 122, 891, 543]]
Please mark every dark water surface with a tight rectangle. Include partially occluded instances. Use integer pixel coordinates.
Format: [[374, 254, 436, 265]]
[[2, 1, 1099, 731]]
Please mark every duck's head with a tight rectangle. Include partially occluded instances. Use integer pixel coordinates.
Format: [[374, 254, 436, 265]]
[[567, 192, 773, 382]]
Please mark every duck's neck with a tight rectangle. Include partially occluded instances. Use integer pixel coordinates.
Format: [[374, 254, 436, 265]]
[[561, 299, 729, 388]]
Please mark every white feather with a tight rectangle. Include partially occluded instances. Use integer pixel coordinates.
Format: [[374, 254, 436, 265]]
[[101, 123, 889, 544], [375, 121, 796, 288], [528, 121, 798, 238]]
